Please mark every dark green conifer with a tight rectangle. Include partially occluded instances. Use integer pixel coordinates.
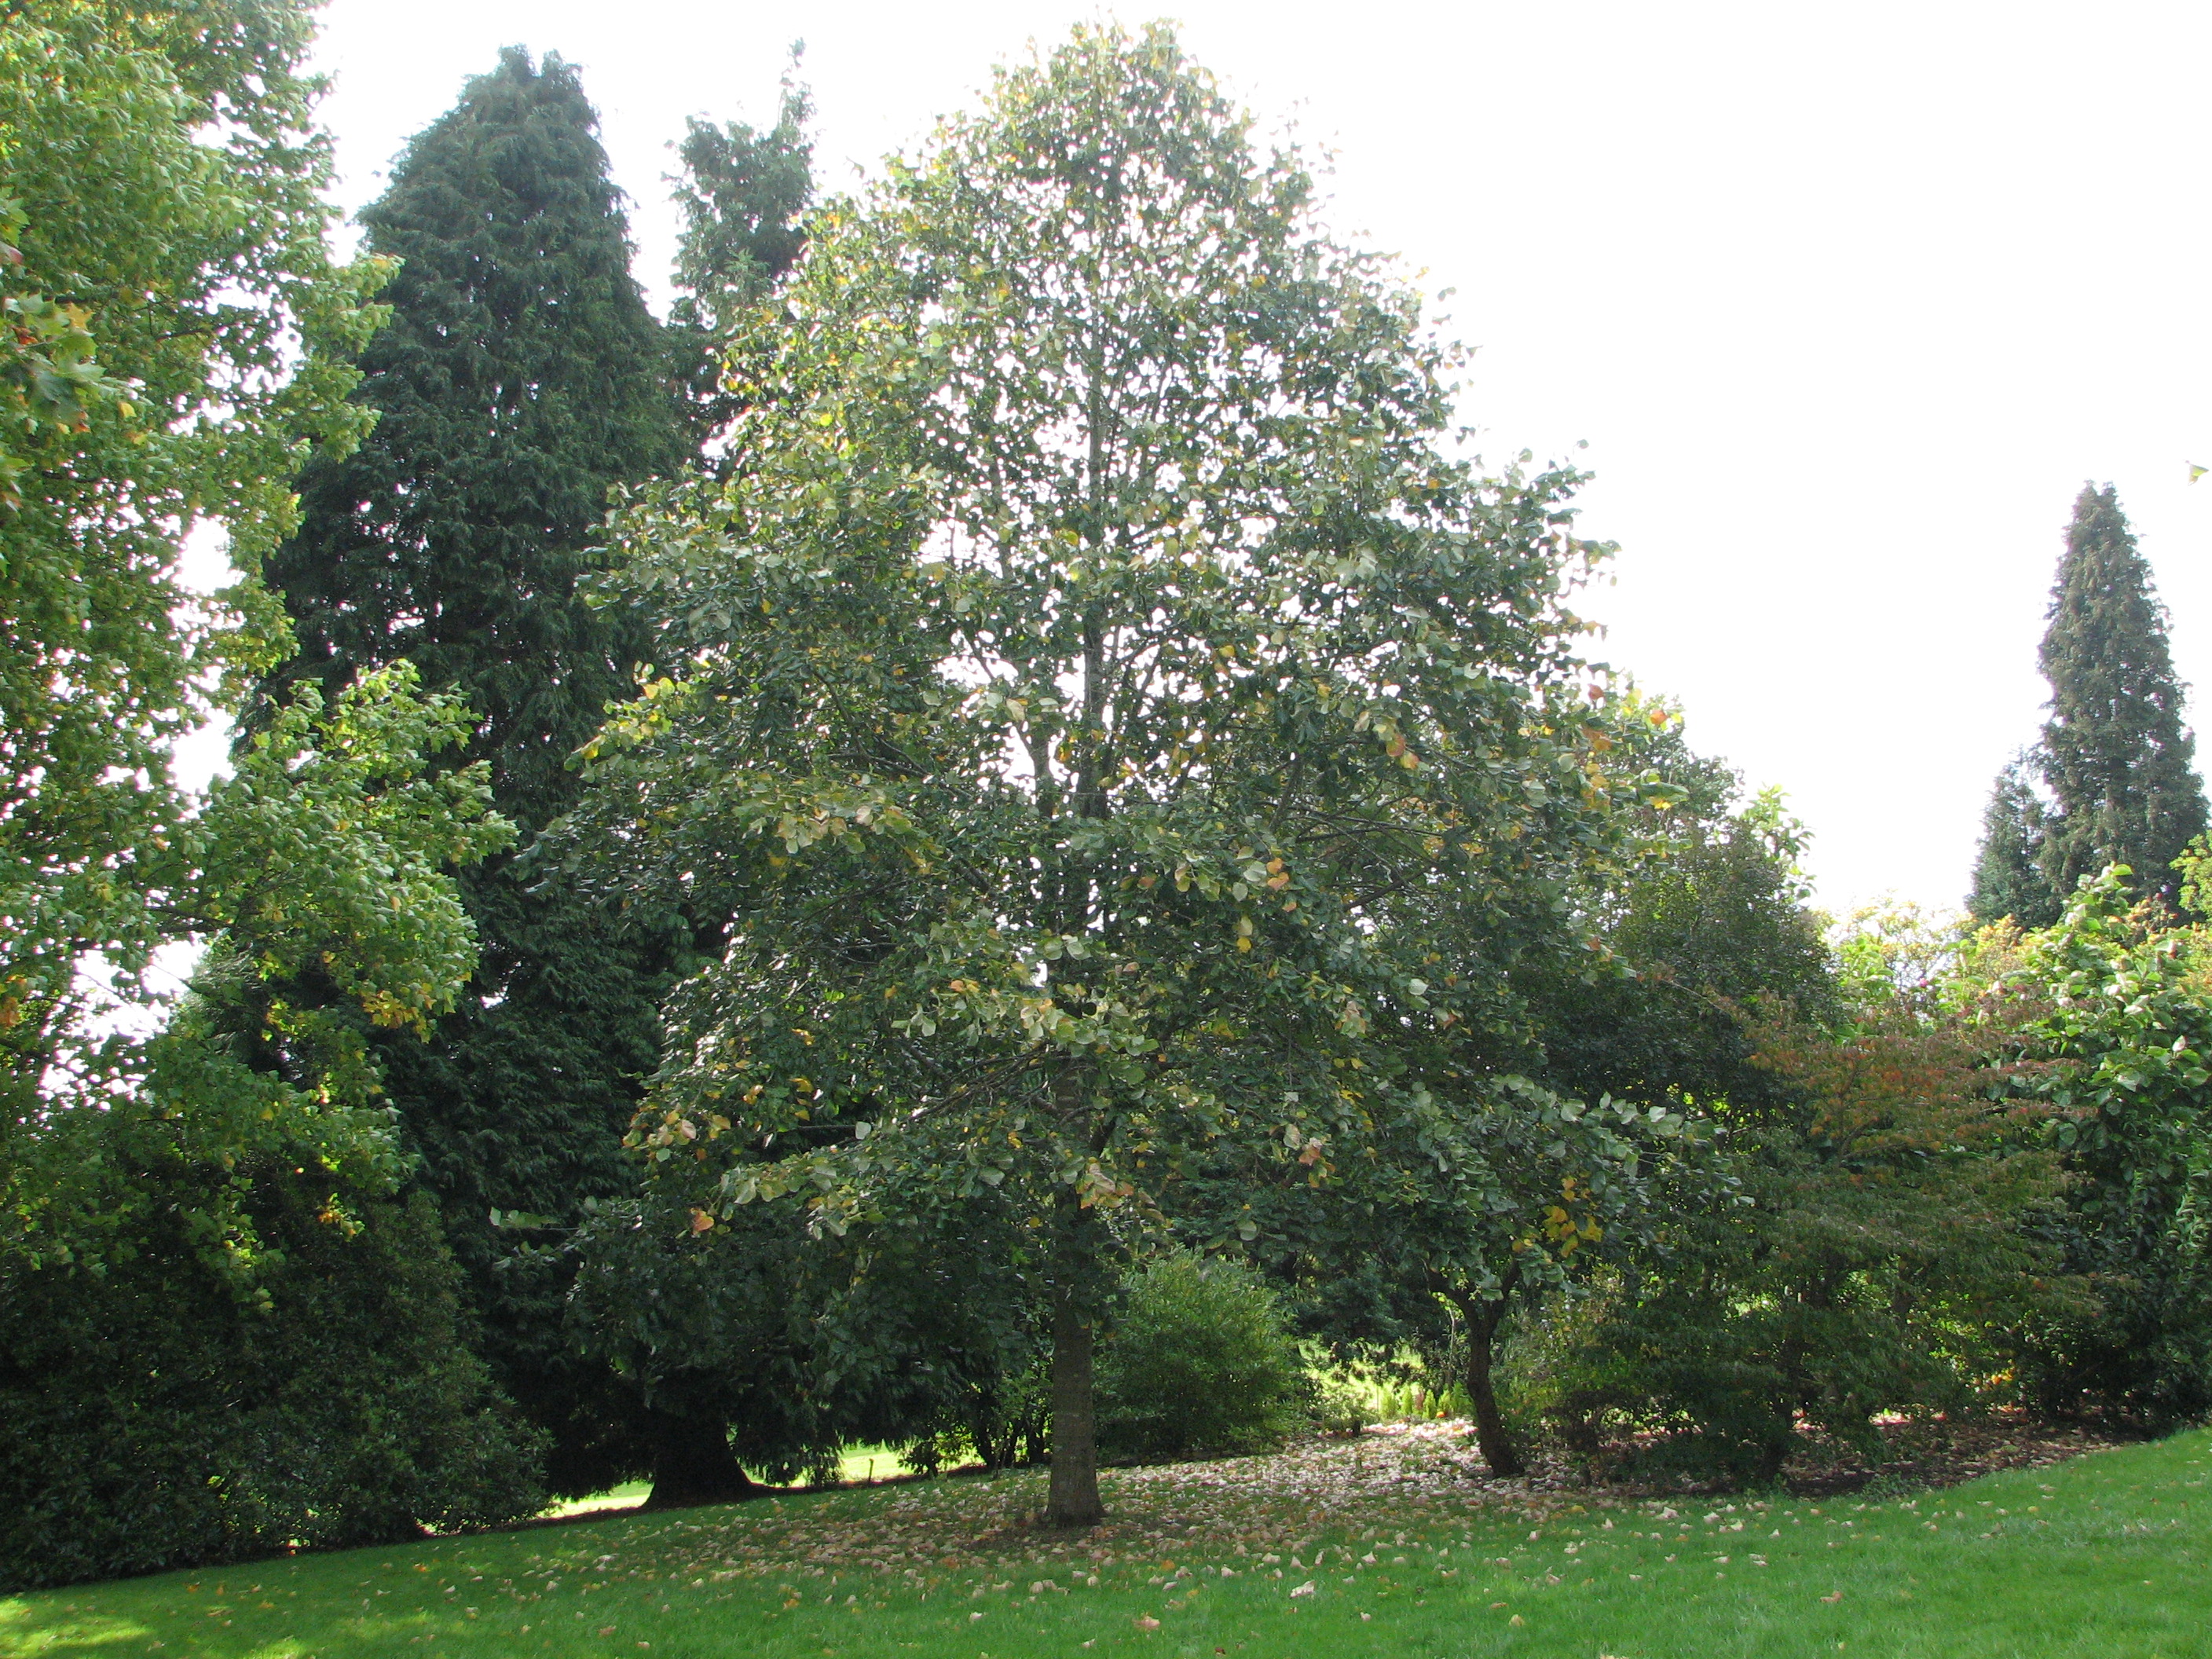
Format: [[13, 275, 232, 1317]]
[[2034, 485, 2209, 911], [1967, 753, 2059, 927], [257, 49, 691, 1494], [667, 57, 813, 448]]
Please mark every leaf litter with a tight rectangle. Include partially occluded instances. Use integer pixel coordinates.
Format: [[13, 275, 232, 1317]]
[[496, 1415, 2130, 1631]]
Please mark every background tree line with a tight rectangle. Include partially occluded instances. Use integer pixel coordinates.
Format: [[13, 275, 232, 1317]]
[[6, 0, 2210, 1591]]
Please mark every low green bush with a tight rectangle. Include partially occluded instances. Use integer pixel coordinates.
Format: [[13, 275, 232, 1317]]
[[1095, 1251, 1309, 1463], [1308, 1362, 1372, 1436], [0, 1170, 544, 1590]]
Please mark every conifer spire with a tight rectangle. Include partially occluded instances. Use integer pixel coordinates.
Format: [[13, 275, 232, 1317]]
[[2034, 484, 2208, 910], [1967, 751, 2057, 926], [266, 47, 685, 816], [668, 54, 813, 447]]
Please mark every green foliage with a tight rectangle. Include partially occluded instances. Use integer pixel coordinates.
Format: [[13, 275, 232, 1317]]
[[1275, 1074, 1703, 1476], [1828, 899, 1978, 1015], [1987, 867, 2212, 1425], [564, 1192, 848, 1497], [1271, 753, 1800, 1477], [0, 0, 512, 1302], [863, 1207, 1053, 1477], [0, 4, 542, 1583], [901, 1357, 1050, 1476], [668, 53, 814, 446], [252, 46, 700, 1494], [1306, 1362, 1373, 1434], [1095, 1252, 1309, 1463], [262, 46, 685, 826], [1968, 753, 2059, 927], [0, 0, 387, 1128], [570, 20, 1625, 1524], [5, 667, 511, 1287], [0, 665, 525, 1590], [1542, 969, 2072, 1480], [1536, 778, 1836, 1114], [568, 1180, 1059, 1495], [2034, 485, 2208, 911], [0, 1179, 544, 1591]]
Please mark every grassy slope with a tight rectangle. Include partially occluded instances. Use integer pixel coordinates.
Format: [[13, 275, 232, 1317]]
[[3, 1428, 2206, 1659]]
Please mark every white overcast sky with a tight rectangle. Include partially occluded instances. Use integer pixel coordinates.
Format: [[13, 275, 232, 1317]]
[[295, 0, 2212, 915]]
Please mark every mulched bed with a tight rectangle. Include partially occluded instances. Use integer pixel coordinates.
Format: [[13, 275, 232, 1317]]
[[1759, 1410, 2133, 1496], [1508, 1406, 2135, 1498]]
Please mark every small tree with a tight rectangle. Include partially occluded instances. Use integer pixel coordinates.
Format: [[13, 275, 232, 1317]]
[[2036, 485, 2208, 910], [1534, 772, 1836, 1115], [1551, 950, 2073, 1480], [572, 24, 1618, 1525]]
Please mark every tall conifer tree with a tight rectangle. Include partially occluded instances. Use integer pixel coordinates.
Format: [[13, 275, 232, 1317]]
[[2034, 485, 2208, 910], [257, 49, 691, 1492], [1967, 753, 2058, 927], [668, 60, 813, 448]]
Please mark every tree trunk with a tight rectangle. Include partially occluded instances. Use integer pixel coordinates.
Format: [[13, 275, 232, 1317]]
[[641, 1406, 757, 1510], [1045, 1198, 1104, 1526], [1448, 1287, 1525, 1478]]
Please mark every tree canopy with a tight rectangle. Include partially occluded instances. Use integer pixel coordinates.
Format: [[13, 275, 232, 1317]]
[[572, 21, 1646, 1525], [1968, 751, 2058, 928], [668, 55, 815, 449], [2, 0, 386, 1126]]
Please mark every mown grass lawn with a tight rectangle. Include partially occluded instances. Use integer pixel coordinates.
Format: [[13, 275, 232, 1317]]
[[5, 1425, 2207, 1659]]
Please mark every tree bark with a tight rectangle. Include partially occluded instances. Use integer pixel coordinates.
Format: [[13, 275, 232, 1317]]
[[1045, 1197, 1104, 1526], [1448, 1285, 1525, 1478], [641, 1406, 758, 1510]]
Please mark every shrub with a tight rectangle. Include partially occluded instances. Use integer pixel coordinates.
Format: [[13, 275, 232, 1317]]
[[0, 1172, 544, 1590], [1308, 1364, 1372, 1436], [1095, 1252, 1309, 1463]]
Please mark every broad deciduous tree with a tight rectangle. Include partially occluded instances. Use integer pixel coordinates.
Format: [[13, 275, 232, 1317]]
[[572, 24, 1623, 1525], [2, 0, 384, 1124], [1989, 866, 2212, 1425], [0, 9, 537, 1582]]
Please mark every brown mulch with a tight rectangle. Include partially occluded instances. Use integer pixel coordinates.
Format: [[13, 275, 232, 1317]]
[[1764, 1410, 2133, 1496]]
